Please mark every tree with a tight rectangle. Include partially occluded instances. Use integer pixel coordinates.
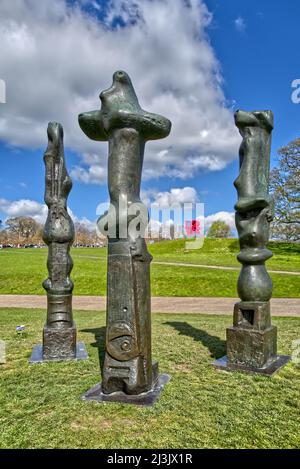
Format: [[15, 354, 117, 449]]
[[6, 217, 40, 242], [207, 220, 231, 238], [74, 222, 97, 246], [270, 137, 300, 242]]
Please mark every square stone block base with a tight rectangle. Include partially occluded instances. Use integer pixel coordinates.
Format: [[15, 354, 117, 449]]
[[81, 374, 170, 406], [226, 325, 277, 369], [29, 342, 88, 363], [212, 354, 290, 376], [233, 301, 271, 329]]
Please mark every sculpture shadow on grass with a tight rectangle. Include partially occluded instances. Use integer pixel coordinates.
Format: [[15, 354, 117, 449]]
[[269, 241, 300, 255], [164, 322, 226, 359], [228, 239, 239, 253], [80, 327, 106, 370]]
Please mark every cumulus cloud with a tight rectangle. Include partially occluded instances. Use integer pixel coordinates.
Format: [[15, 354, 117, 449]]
[[0, 197, 96, 230], [204, 210, 236, 233], [70, 164, 107, 184], [144, 186, 201, 238], [0, 198, 47, 223], [0, 0, 240, 184]]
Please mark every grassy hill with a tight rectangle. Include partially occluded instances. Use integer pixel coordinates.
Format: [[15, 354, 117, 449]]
[[0, 238, 299, 297]]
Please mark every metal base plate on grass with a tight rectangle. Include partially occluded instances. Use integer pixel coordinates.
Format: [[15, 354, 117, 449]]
[[81, 374, 170, 406], [213, 355, 290, 376], [29, 342, 88, 363]]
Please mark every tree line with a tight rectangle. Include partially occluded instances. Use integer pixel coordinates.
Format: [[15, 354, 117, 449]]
[[0, 136, 299, 244], [202, 136, 300, 241]]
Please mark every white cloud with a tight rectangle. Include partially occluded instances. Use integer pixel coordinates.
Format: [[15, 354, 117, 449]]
[[234, 16, 246, 33], [144, 186, 200, 238], [0, 0, 240, 184], [204, 211, 236, 233], [150, 187, 197, 208], [0, 192, 236, 238], [70, 165, 107, 184]]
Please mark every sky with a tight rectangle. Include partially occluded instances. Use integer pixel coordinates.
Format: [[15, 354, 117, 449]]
[[0, 0, 299, 234]]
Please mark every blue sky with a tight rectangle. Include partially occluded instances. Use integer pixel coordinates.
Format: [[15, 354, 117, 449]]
[[0, 0, 299, 232]]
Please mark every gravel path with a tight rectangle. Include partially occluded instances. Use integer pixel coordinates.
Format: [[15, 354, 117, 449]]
[[0, 295, 299, 316], [153, 261, 300, 275]]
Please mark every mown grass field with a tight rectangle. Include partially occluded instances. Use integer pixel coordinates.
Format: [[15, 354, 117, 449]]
[[0, 239, 299, 297], [151, 238, 300, 271], [0, 308, 299, 449]]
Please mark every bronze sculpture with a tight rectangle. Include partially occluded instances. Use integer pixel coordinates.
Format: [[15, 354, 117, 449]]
[[214, 110, 289, 374], [30, 122, 88, 362], [79, 71, 171, 404]]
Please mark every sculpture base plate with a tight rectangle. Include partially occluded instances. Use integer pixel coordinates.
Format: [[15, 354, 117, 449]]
[[212, 355, 290, 376], [29, 342, 88, 363], [81, 374, 170, 406]]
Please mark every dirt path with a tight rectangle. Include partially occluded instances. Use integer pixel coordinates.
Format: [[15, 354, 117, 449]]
[[1, 250, 299, 275], [0, 295, 299, 316], [59, 255, 300, 276], [153, 261, 300, 276]]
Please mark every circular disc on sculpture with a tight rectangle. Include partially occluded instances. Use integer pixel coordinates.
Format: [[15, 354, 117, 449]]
[[30, 122, 88, 363]]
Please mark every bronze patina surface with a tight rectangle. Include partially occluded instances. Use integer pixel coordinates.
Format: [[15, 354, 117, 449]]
[[30, 122, 87, 363], [214, 110, 289, 375], [79, 71, 171, 401]]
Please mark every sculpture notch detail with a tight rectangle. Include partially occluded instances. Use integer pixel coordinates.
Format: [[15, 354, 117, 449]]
[[30, 122, 88, 363], [79, 71, 171, 403], [214, 110, 289, 374]]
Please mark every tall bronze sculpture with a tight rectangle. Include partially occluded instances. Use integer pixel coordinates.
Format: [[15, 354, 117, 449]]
[[214, 110, 289, 374], [79, 71, 171, 404], [30, 122, 88, 362]]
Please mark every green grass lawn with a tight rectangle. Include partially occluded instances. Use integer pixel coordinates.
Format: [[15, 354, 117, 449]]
[[150, 238, 300, 272], [0, 308, 299, 449], [0, 239, 299, 297]]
